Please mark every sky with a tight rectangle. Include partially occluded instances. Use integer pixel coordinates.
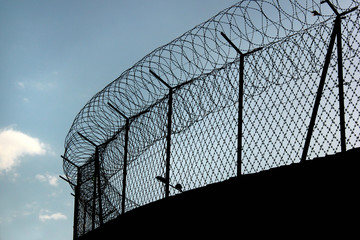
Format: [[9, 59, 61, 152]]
[[0, 1, 240, 239]]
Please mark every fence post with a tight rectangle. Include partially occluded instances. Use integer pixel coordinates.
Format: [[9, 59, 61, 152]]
[[94, 148, 103, 225], [122, 119, 130, 214], [336, 4, 360, 151], [340, 10, 358, 146], [149, 70, 173, 198], [106, 104, 129, 214], [238, 54, 244, 177], [107, 102, 149, 213], [73, 167, 81, 239], [336, 16, 346, 153], [301, 3, 357, 161], [165, 89, 173, 198], [221, 32, 262, 176], [301, 18, 338, 162], [107, 102, 150, 213], [60, 155, 82, 239], [321, 0, 353, 153], [76, 132, 103, 229]]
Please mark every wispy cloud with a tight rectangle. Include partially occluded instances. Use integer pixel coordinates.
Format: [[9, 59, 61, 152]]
[[16, 76, 58, 92], [39, 210, 67, 222], [36, 173, 59, 186], [0, 201, 39, 224], [33, 81, 56, 91], [17, 82, 25, 89], [0, 127, 48, 173]]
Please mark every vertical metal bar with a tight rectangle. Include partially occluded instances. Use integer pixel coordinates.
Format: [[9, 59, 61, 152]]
[[91, 162, 96, 230], [60, 156, 81, 238], [107, 103, 131, 214], [94, 148, 103, 225], [221, 32, 262, 176], [336, 17, 346, 152], [238, 55, 244, 176], [220, 32, 243, 177], [165, 89, 173, 198], [149, 70, 173, 198], [301, 20, 338, 162], [121, 119, 130, 214], [76, 132, 99, 229], [73, 168, 80, 240]]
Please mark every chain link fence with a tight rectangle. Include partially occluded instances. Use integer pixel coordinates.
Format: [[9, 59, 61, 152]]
[[62, 0, 360, 238]]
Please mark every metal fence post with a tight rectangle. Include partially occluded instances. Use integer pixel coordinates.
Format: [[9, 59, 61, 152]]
[[336, 16, 346, 153], [321, 0, 354, 153], [149, 70, 173, 198], [335, 5, 359, 151], [165, 89, 173, 198], [94, 148, 103, 225], [122, 119, 130, 214], [301, 2, 357, 161], [76, 132, 102, 229], [301, 18, 338, 162], [91, 161, 97, 229], [107, 102, 150, 213], [238, 54, 244, 177], [108, 107, 129, 214], [60, 156, 82, 239], [73, 167, 81, 239], [221, 32, 262, 176]]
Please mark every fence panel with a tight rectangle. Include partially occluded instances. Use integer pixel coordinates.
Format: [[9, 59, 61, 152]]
[[62, 1, 360, 238]]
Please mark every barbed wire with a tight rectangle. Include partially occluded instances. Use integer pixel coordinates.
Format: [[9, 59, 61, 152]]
[[62, 0, 360, 237]]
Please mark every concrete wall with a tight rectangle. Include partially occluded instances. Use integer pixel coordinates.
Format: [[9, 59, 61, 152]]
[[77, 148, 359, 239]]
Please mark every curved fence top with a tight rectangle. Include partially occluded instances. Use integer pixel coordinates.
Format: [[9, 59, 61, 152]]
[[63, 0, 357, 183], [63, 0, 360, 237]]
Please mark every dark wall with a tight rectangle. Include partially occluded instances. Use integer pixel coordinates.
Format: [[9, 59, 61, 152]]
[[78, 148, 359, 239]]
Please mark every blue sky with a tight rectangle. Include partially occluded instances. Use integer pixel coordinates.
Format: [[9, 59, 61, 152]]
[[0, 1, 239, 239]]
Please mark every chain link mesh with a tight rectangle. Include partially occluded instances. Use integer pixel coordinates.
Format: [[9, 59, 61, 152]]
[[62, 0, 360, 237]]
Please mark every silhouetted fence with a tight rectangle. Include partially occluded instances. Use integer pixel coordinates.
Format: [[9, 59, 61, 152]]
[[62, 0, 360, 238]]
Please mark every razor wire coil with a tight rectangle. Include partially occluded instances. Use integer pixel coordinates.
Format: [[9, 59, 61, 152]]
[[62, 0, 360, 237]]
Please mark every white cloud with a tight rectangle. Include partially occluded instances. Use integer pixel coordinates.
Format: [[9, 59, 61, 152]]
[[39, 211, 67, 222], [17, 82, 25, 89], [33, 81, 56, 91], [36, 173, 59, 186], [0, 127, 48, 173]]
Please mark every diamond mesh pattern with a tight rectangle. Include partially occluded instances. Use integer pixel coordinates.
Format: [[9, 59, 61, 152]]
[[62, 1, 360, 238]]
